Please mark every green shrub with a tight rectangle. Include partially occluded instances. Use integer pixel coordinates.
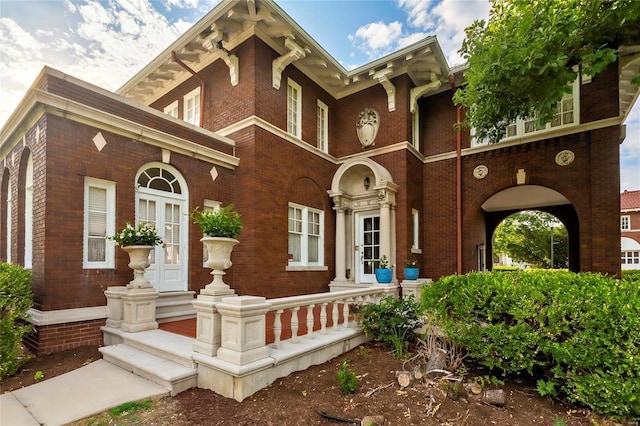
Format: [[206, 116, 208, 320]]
[[421, 271, 640, 419], [622, 269, 640, 283], [359, 295, 423, 358], [336, 360, 358, 394], [0, 263, 33, 380]]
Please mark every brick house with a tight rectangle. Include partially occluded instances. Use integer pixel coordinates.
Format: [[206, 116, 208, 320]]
[[1, 0, 638, 354], [621, 189, 640, 269]]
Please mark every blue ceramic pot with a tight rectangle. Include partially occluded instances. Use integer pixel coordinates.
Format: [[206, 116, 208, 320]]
[[404, 267, 419, 280], [375, 268, 393, 283]]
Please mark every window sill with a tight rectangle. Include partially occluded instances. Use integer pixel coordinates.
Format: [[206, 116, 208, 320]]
[[286, 265, 329, 272], [411, 248, 423, 254]]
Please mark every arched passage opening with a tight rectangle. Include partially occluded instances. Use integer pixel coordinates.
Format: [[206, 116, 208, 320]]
[[482, 185, 580, 272]]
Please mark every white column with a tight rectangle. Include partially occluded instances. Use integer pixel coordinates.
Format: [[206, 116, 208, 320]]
[[335, 207, 346, 281], [380, 201, 391, 261]]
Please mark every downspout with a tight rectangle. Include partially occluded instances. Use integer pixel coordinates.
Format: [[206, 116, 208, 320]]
[[449, 74, 463, 275], [171, 51, 206, 128]]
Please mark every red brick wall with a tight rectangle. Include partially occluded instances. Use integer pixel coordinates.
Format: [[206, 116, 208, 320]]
[[24, 319, 104, 355]]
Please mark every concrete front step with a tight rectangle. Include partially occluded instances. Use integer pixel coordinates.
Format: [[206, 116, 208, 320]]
[[100, 344, 197, 396], [121, 329, 196, 369]]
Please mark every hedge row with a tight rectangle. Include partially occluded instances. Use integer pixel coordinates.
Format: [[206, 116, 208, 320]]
[[0, 263, 33, 380], [421, 271, 640, 418]]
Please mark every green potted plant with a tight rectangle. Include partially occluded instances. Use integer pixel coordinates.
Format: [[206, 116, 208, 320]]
[[404, 259, 419, 281], [372, 254, 393, 284], [190, 205, 243, 290]]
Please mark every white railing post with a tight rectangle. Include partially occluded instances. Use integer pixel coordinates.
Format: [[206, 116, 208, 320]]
[[401, 278, 431, 299], [216, 296, 271, 365], [319, 302, 328, 334], [343, 298, 351, 329], [331, 302, 339, 330]]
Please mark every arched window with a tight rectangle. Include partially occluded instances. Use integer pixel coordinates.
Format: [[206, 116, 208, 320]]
[[137, 166, 182, 194]]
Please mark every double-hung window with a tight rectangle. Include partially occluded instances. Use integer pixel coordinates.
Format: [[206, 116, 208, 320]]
[[287, 79, 302, 138], [288, 203, 323, 266], [164, 100, 178, 118], [183, 88, 200, 126], [621, 215, 631, 231], [317, 100, 328, 152], [83, 177, 116, 268]]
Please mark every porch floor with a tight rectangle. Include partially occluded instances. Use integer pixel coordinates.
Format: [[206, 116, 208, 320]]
[[158, 305, 346, 345]]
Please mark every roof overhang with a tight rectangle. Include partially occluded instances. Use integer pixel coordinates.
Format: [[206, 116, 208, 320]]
[[116, 0, 451, 105]]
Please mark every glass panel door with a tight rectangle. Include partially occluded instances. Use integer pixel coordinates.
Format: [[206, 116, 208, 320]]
[[358, 213, 380, 283]]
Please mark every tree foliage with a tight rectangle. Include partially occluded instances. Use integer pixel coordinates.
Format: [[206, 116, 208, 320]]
[[493, 210, 568, 268], [454, 0, 640, 142]]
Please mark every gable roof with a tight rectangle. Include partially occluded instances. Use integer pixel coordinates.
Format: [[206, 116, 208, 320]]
[[116, 0, 452, 106], [621, 189, 640, 211]]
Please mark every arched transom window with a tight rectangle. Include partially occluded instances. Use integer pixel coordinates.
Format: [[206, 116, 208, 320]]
[[137, 167, 182, 194]]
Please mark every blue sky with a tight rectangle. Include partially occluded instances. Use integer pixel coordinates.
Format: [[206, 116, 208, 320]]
[[0, 0, 638, 191]]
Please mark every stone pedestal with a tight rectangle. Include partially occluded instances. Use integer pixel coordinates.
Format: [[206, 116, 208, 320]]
[[216, 296, 271, 365], [400, 278, 431, 299], [121, 288, 159, 333], [104, 286, 127, 328], [192, 290, 236, 356]]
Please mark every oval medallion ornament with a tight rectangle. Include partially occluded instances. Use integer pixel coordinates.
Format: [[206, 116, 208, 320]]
[[473, 165, 488, 179], [555, 150, 575, 166], [356, 108, 379, 148]]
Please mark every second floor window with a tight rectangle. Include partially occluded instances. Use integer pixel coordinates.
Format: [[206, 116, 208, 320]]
[[317, 100, 328, 152], [184, 88, 200, 126], [621, 215, 631, 231], [287, 79, 302, 138], [164, 100, 178, 118]]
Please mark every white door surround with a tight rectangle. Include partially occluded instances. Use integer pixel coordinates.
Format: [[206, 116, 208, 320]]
[[328, 158, 398, 287], [135, 163, 189, 292]]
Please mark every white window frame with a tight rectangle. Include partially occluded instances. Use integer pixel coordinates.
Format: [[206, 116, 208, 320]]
[[83, 177, 116, 269], [411, 209, 421, 253], [201, 199, 221, 266], [287, 78, 302, 138], [24, 155, 33, 269], [316, 100, 328, 153], [287, 202, 324, 268], [183, 87, 201, 126], [164, 100, 179, 118], [471, 78, 580, 146], [621, 215, 631, 231]]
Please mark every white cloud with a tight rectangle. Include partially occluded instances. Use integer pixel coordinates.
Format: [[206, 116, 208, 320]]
[[349, 21, 403, 59], [621, 111, 640, 191]]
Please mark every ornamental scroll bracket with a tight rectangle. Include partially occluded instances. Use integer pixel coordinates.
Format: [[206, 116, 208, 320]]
[[272, 37, 310, 89]]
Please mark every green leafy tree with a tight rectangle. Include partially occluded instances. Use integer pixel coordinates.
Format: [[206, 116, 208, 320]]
[[454, 0, 640, 142], [493, 210, 568, 268]]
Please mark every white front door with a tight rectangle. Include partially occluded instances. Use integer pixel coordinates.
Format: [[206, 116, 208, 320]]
[[136, 194, 187, 292], [357, 213, 380, 283]]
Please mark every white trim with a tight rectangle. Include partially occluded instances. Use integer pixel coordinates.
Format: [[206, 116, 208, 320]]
[[411, 209, 420, 251], [1, 89, 238, 169], [27, 306, 108, 326], [621, 215, 631, 231], [24, 154, 33, 269], [83, 177, 116, 269], [288, 202, 324, 267]]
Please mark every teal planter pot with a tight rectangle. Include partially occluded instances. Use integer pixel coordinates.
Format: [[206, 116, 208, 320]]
[[404, 267, 419, 280], [375, 268, 393, 283]]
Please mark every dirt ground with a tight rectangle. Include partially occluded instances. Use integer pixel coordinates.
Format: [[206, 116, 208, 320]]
[[1, 343, 621, 426]]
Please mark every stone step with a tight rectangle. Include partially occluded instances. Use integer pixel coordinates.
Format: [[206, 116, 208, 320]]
[[156, 291, 196, 323], [121, 329, 196, 369], [100, 344, 197, 396]]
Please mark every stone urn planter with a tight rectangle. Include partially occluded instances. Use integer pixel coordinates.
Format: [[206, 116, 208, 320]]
[[122, 245, 154, 289], [201, 237, 239, 290]]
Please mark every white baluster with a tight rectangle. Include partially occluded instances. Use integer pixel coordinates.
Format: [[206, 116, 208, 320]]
[[306, 304, 315, 339], [332, 302, 339, 331], [291, 306, 300, 343], [343, 298, 351, 328], [320, 302, 328, 334], [273, 309, 283, 349]]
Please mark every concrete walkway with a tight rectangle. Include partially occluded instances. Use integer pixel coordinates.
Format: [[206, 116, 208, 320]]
[[1, 359, 168, 426]]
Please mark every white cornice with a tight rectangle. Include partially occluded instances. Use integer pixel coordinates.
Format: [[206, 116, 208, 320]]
[[1, 88, 240, 169]]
